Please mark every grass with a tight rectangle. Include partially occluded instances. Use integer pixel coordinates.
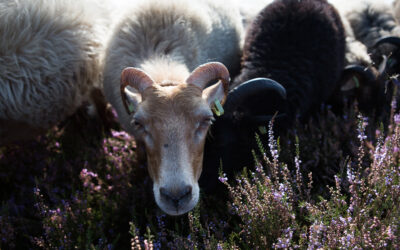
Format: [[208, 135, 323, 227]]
[[1, 85, 400, 249]]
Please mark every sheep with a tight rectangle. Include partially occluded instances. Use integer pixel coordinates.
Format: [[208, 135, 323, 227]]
[[236, 1, 378, 116], [331, 0, 400, 116], [0, 0, 107, 145], [102, 0, 243, 216], [334, 0, 400, 66], [201, 0, 346, 189], [234, 0, 345, 121]]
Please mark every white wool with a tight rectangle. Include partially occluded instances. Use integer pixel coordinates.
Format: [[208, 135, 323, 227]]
[[102, 0, 244, 133], [0, 0, 108, 144], [333, 0, 400, 65], [395, 0, 400, 22]]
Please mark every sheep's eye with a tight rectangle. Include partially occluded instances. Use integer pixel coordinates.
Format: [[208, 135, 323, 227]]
[[198, 116, 215, 129], [132, 119, 144, 130]]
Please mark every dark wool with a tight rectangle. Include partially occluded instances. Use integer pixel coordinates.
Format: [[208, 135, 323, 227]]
[[234, 0, 346, 121], [201, 0, 346, 192]]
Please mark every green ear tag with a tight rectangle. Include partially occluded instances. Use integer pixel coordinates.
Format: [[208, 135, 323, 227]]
[[388, 58, 393, 67], [128, 103, 135, 113], [352, 76, 360, 88], [258, 126, 267, 135], [212, 100, 224, 116]]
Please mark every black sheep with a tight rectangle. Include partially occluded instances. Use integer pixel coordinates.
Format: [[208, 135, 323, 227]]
[[234, 0, 345, 121], [201, 0, 346, 191]]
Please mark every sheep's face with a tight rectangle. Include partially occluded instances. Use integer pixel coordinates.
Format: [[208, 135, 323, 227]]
[[132, 85, 213, 215], [121, 63, 229, 216]]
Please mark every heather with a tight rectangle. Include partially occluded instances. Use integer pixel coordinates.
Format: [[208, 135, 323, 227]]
[[1, 92, 400, 248]]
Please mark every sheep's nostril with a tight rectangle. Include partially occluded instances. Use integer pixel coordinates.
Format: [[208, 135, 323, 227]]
[[159, 187, 172, 200], [159, 185, 193, 207], [180, 185, 192, 200]]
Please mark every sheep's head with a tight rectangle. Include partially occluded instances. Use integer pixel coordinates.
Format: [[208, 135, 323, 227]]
[[120, 62, 229, 215]]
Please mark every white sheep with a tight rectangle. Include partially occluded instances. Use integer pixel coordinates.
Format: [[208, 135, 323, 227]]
[[333, 0, 400, 65], [103, 0, 243, 215], [0, 0, 106, 145], [343, 0, 400, 47]]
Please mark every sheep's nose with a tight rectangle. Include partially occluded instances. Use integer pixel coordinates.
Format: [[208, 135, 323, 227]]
[[160, 185, 192, 208]]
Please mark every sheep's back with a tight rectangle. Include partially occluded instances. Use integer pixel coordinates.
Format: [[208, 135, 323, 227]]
[[235, 0, 345, 119], [0, 0, 103, 135]]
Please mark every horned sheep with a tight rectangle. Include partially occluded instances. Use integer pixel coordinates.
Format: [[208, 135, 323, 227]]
[[332, 0, 400, 115], [102, 0, 243, 216], [234, 0, 345, 123], [202, 0, 346, 187], [0, 0, 107, 145], [333, 0, 400, 73]]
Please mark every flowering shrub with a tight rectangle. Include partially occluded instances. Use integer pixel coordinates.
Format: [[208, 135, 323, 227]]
[[30, 128, 139, 249], [218, 112, 400, 248], [218, 120, 299, 248], [1, 96, 400, 248]]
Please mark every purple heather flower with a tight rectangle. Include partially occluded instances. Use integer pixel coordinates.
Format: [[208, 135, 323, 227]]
[[111, 108, 118, 119], [279, 183, 288, 193], [218, 173, 228, 183], [385, 176, 392, 185], [392, 100, 397, 110], [357, 114, 368, 141], [347, 167, 354, 183], [295, 156, 301, 167], [273, 191, 283, 200], [268, 120, 279, 161], [348, 205, 354, 214], [111, 130, 131, 140], [80, 168, 97, 178], [334, 175, 341, 186], [394, 114, 400, 125], [358, 133, 367, 141]]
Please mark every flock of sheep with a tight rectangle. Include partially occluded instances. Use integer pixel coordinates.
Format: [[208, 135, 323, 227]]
[[1, 0, 400, 215]]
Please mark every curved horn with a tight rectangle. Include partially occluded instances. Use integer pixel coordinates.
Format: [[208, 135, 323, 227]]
[[186, 62, 230, 94], [224, 78, 287, 112], [342, 65, 377, 84], [120, 67, 154, 114], [374, 36, 400, 49]]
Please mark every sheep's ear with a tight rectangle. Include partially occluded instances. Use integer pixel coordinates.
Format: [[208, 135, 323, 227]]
[[340, 77, 359, 91], [339, 65, 377, 91], [123, 87, 142, 113], [202, 81, 228, 107]]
